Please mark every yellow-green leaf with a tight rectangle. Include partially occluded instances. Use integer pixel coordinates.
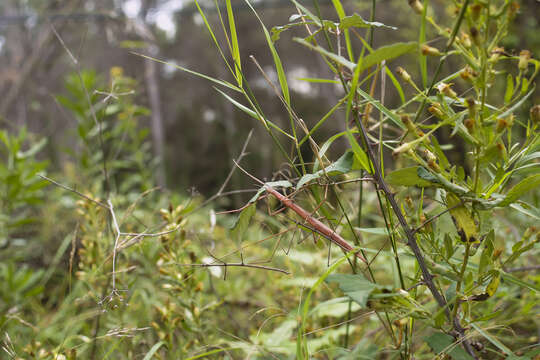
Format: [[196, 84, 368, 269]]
[[447, 193, 478, 242]]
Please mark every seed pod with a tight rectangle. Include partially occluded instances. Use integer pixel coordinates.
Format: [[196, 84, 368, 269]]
[[427, 159, 440, 172], [496, 118, 507, 133], [393, 141, 414, 156], [460, 32, 472, 48], [470, 26, 481, 46], [428, 103, 445, 119], [401, 114, 416, 133], [396, 66, 411, 82], [421, 44, 442, 56], [436, 82, 458, 99], [423, 149, 437, 163], [518, 50, 531, 71], [470, 3, 483, 21], [408, 0, 424, 14], [489, 47, 505, 63], [465, 97, 476, 118], [460, 65, 478, 82], [530, 104, 540, 124], [496, 115, 513, 133], [464, 118, 475, 132]]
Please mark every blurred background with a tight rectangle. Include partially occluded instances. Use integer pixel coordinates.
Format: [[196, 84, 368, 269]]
[[1, 0, 538, 200]]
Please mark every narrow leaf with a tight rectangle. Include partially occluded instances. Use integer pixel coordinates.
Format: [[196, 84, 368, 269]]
[[230, 203, 256, 243], [143, 342, 165, 360], [499, 174, 540, 206], [226, 0, 242, 86], [346, 129, 371, 172], [425, 332, 474, 360], [326, 273, 379, 308], [339, 13, 397, 30], [385, 166, 435, 187]]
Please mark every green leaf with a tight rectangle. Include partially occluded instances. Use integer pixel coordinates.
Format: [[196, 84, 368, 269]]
[[346, 129, 371, 172], [501, 271, 540, 293], [417, 166, 441, 184], [356, 87, 405, 129], [143, 342, 165, 360], [504, 74, 514, 103], [478, 230, 494, 278], [294, 37, 357, 71], [17, 138, 47, 159], [353, 227, 391, 236], [131, 52, 241, 92], [356, 42, 417, 74], [447, 193, 478, 242], [425, 332, 474, 360], [486, 272, 500, 297], [499, 174, 540, 206], [471, 323, 515, 356], [309, 297, 361, 318], [246, 1, 290, 105], [230, 203, 256, 243], [326, 274, 379, 308], [297, 150, 354, 189], [385, 166, 435, 187], [249, 180, 293, 203], [225, 0, 242, 87], [339, 13, 397, 30]]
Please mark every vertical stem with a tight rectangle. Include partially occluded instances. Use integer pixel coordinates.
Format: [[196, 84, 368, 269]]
[[452, 242, 471, 322]]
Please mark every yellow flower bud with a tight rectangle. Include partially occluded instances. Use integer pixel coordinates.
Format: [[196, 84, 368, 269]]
[[428, 103, 445, 119], [530, 104, 540, 124], [489, 47, 505, 63], [518, 50, 531, 71], [464, 118, 475, 132], [460, 32, 472, 48], [460, 65, 478, 82], [421, 44, 442, 56], [436, 82, 458, 99], [408, 0, 424, 14], [396, 66, 411, 82]]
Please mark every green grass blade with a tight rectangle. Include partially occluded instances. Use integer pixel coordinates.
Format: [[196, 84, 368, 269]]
[[356, 87, 405, 129], [357, 42, 418, 74], [385, 66, 406, 104], [131, 52, 241, 92], [331, 0, 354, 61], [470, 323, 514, 356], [294, 37, 357, 71], [193, 0, 235, 76], [244, 0, 290, 106], [226, 0, 242, 87], [215, 87, 295, 140], [299, 96, 347, 146], [185, 347, 237, 360], [143, 342, 165, 360], [297, 254, 351, 359]]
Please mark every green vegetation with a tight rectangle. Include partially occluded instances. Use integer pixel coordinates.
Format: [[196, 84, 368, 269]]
[[1, 0, 539, 359]]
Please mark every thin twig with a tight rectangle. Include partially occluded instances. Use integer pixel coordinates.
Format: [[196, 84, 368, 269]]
[[197, 130, 254, 210], [38, 174, 108, 209], [177, 262, 290, 275]]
